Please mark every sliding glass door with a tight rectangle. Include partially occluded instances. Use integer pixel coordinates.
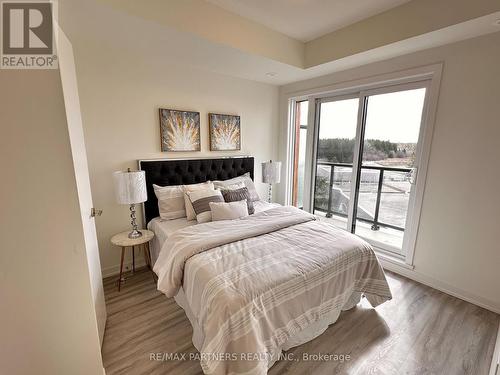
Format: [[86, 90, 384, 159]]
[[312, 82, 429, 256], [313, 96, 359, 230]]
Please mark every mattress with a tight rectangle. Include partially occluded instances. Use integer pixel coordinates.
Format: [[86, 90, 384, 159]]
[[147, 217, 195, 266]]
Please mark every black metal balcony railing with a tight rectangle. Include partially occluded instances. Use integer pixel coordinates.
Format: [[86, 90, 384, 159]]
[[314, 162, 411, 232]]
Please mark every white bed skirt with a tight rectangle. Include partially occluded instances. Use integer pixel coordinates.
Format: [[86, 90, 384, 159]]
[[174, 287, 362, 371]]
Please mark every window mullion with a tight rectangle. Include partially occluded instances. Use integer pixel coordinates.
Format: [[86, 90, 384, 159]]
[[347, 93, 368, 232]]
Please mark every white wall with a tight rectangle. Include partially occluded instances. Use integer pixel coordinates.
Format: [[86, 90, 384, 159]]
[[70, 40, 279, 276], [0, 70, 104, 372], [279, 32, 500, 312]]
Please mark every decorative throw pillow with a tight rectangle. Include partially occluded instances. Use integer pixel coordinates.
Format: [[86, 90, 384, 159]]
[[153, 184, 186, 220], [210, 200, 249, 221], [221, 187, 255, 214], [213, 173, 260, 202], [187, 189, 223, 223], [183, 181, 214, 221]]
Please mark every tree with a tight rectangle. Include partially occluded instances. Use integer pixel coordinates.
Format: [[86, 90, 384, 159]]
[[317, 138, 356, 163], [318, 138, 399, 163]]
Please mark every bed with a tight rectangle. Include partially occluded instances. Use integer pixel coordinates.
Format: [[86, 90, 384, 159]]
[[139, 156, 392, 375]]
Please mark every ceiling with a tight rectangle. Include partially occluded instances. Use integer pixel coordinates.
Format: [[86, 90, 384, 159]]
[[60, 0, 500, 86], [205, 0, 412, 42]]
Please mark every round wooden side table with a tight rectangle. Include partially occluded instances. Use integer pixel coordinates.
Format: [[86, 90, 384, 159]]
[[111, 229, 155, 291]]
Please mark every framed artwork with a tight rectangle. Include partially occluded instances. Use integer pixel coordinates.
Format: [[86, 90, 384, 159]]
[[159, 108, 201, 152], [209, 113, 241, 151]]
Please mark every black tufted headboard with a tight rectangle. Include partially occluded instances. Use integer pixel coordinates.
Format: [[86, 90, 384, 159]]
[[138, 156, 254, 224]]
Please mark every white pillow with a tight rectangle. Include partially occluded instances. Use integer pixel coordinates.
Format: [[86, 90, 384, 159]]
[[210, 200, 249, 221], [215, 181, 245, 191], [187, 189, 223, 223], [153, 184, 186, 220], [183, 181, 214, 221], [213, 173, 260, 202]]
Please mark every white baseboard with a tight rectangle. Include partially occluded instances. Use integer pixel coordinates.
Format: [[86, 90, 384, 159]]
[[379, 258, 500, 314], [101, 259, 147, 278]]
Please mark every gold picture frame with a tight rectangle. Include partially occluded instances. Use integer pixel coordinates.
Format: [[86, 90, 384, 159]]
[[159, 108, 201, 152], [208, 113, 241, 151]]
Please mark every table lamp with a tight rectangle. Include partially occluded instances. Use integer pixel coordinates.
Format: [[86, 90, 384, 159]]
[[261, 160, 281, 203], [113, 169, 147, 238]]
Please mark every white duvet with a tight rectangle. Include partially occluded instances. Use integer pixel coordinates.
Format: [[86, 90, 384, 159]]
[[153, 206, 392, 375]]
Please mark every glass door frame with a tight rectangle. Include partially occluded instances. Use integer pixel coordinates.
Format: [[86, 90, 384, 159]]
[[305, 77, 437, 265], [311, 93, 364, 231], [350, 81, 430, 253]]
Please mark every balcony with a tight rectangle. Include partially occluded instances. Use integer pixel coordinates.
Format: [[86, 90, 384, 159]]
[[314, 161, 412, 251]]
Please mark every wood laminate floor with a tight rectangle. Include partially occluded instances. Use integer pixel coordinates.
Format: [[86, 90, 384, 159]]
[[102, 268, 499, 375]]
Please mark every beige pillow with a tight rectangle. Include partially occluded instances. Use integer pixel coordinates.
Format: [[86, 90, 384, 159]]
[[183, 181, 214, 221], [213, 173, 260, 202], [215, 181, 245, 191], [187, 189, 223, 223], [210, 200, 249, 221], [153, 184, 186, 220]]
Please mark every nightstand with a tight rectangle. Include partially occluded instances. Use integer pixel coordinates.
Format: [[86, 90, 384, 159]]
[[110, 229, 155, 291]]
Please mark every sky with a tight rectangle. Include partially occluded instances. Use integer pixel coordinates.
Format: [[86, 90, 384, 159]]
[[313, 88, 426, 143]]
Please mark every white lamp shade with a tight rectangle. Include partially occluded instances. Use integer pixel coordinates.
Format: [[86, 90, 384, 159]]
[[262, 161, 282, 184], [113, 170, 147, 204]]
